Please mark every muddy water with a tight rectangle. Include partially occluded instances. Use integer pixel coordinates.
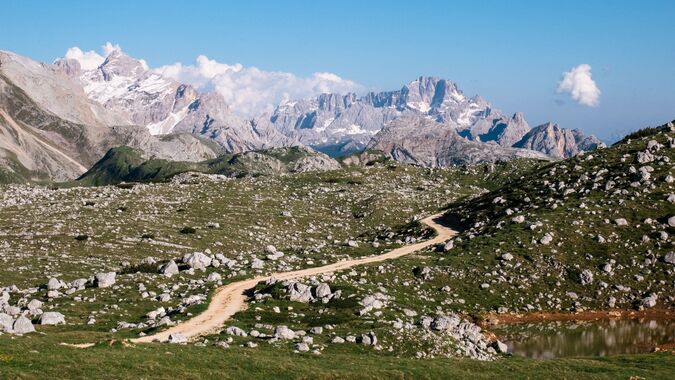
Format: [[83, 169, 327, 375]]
[[493, 318, 674, 359]]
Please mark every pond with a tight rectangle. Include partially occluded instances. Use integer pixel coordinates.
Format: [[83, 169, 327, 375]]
[[492, 318, 674, 359]]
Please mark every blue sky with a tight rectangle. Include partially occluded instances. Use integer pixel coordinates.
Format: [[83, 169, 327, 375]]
[[1, 0, 674, 140]]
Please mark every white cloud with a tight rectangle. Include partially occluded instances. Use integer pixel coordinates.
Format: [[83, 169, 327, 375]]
[[154, 55, 363, 117], [556, 64, 600, 107], [63, 42, 122, 70]]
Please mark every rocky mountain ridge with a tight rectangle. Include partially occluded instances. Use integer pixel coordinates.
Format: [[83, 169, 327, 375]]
[[262, 76, 603, 158], [0, 48, 608, 183]]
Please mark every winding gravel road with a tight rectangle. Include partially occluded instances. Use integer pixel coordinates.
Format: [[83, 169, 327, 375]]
[[133, 213, 456, 343]]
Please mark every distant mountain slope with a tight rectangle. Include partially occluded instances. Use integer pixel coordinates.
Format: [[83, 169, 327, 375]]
[[366, 116, 550, 166], [0, 55, 221, 183], [77, 146, 341, 186]]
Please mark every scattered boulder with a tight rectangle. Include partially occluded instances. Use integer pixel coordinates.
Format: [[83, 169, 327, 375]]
[[314, 283, 332, 299], [95, 272, 116, 288], [360, 332, 378, 346], [640, 293, 658, 308], [183, 252, 212, 270], [295, 342, 310, 352], [39, 312, 65, 325], [580, 269, 594, 285], [160, 260, 179, 277], [288, 282, 314, 303], [614, 218, 628, 226], [493, 340, 509, 354], [664, 252, 675, 265], [225, 326, 247, 337], [47, 278, 62, 290], [12, 315, 35, 334], [274, 325, 296, 340], [511, 215, 525, 223], [0, 313, 13, 331]]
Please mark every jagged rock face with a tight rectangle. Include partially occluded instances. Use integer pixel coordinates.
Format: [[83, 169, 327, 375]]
[[514, 122, 604, 158], [266, 76, 504, 156], [267, 76, 603, 160], [367, 116, 549, 167], [263, 94, 396, 156], [172, 92, 297, 154]]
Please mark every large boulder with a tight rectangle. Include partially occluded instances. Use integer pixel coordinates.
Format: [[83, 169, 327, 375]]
[[274, 325, 296, 340], [26, 299, 43, 312], [159, 260, 179, 277], [314, 283, 332, 299], [183, 252, 212, 270], [225, 326, 247, 337], [641, 293, 658, 308], [0, 313, 13, 331], [168, 333, 187, 343], [95, 272, 116, 288], [39, 312, 66, 325], [579, 269, 593, 285], [12, 315, 35, 334], [288, 282, 314, 303], [664, 252, 675, 265], [47, 278, 62, 290]]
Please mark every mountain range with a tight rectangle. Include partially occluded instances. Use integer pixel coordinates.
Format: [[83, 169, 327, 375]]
[[0, 48, 604, 182]]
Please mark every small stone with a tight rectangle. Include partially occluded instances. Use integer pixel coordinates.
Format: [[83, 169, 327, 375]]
[[295, 342, 310, 352]]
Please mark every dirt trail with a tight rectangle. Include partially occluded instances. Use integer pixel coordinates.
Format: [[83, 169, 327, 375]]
[[133, 213, 456, 343]]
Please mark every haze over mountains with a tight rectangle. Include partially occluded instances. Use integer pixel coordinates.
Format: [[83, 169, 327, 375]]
[[0, 47, 604, 182]]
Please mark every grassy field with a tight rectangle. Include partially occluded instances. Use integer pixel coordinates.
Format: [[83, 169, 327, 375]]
[[0, 335, 673, 379]]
